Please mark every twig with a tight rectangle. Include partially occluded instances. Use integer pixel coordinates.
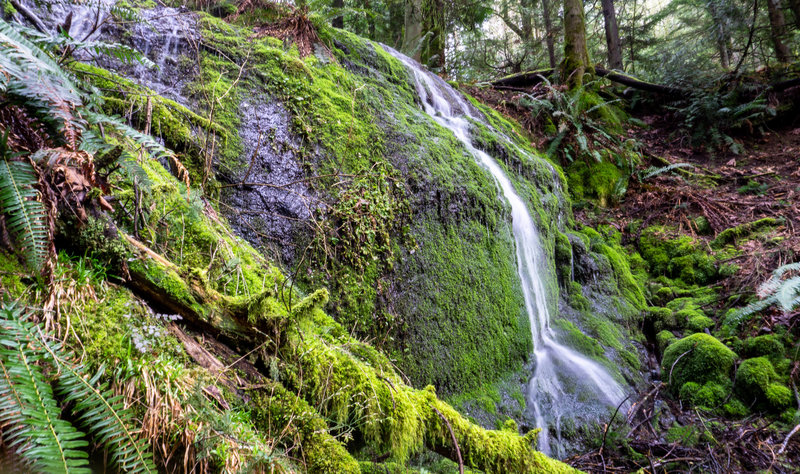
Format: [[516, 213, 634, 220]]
[[778, 424, 799, 455], [600, 393, 633, 456], [669, 346, 695, 387], [432, 406, 464, 474]]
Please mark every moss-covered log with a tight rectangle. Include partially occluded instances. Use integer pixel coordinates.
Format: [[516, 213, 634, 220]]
[[121, 233, 576, 472]]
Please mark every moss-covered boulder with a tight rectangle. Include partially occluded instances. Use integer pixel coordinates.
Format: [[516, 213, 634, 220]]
[[735, 357, 793, 410], [662, 333, 737, 393], [639, 227, 720, 285]]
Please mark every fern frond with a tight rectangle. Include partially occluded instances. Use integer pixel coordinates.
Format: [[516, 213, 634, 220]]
[[0, 158, 50, 270], [640, 162, 694, 180], [0, 18, 86, 148], [0, 303, 156, 474], [0, 304, 90, 473], [84, 111, 174, 161], [54, 364, 156, 473]]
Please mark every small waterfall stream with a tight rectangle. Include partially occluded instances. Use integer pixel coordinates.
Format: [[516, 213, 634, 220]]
[[384, 46, 628, 456]]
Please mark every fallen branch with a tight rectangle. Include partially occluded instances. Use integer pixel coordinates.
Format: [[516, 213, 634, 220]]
[[9, 0, 48, 33], [779, 424, 799, 455], [432, 406, 464, 474], [594, 67, 685, 96]]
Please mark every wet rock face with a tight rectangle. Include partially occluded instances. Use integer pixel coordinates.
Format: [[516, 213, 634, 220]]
[[218, 99, 315, 262], [569, 234, 598, 284], [122, 7, 200, 103]]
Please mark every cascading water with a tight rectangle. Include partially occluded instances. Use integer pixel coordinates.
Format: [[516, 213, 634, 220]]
[[384, 46, 629, 456]]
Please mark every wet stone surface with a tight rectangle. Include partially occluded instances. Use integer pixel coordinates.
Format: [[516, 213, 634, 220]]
[[218, 99, 316, 262]]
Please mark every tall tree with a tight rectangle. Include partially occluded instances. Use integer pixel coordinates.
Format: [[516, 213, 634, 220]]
[[541, 0, 557, 68], [332, 0, 344, 28], [403, 0, 445, 68], [706, 0, 732, 69], [766, 0, 792, 62], [601, 0, 623, 69], [562, 0, 592, 87]]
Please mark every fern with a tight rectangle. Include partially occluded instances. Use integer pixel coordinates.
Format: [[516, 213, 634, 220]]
[[0, 156, 50, 271], [0, 302, 156, 473], [639, 162, 694, 181], [0, 17, 86, 148], [723, 263, 800, 331], [53, 364, 156, 473], [0, 304, 91, 473]]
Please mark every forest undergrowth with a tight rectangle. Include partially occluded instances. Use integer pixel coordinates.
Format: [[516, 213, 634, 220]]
[[568, 118, 800, 472], [469, 80, 800, 471]]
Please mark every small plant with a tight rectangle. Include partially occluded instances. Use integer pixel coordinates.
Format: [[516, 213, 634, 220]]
[[0, 301, 155, 472], [518, 78, 626, 164], [737, 179, 769, 195], [723, 263, 800, 330], [670, 89, 776, 154]]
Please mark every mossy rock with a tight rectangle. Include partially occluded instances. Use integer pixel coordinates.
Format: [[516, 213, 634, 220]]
[[686, 315, 714, 333], [566, 160, 625, 207], [656, 330, 677, 354], [661, 333, 736, 393], [639, 227, 720, 285], [738, 334, 785, 363], [735, 356, 792, 410], [710, 218, 784, 249], [678, 381, 729, 410]]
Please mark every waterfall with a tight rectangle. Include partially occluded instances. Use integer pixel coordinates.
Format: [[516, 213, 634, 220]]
[[383, 46, 628, 456]]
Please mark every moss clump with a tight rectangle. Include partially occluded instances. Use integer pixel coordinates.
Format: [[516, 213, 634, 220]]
[[662, 333, 737, 393], [686, 314, 714, 333], [723, 398, 750, 417], [656, 330, 677, 353], [566, 160, 624, 206], [679, 381, 728, 410], [0, 251, 26, 298], [739, 334, 785, 363], [639, 227, 719, 285], [710, 217, 784, 249], [735, 356, 792, 410], [765, 383, 792, 409]]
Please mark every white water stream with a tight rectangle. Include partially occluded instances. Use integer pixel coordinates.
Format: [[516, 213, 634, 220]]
[[384, 47, 628, 456]]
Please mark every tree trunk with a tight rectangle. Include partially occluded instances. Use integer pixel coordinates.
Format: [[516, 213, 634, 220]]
[[403, 0, 445, 69], [332, 0, 344, 28], [601, 0, 623, 70], [766, 0, 792, 62], [707, 0, 731, 69], [403, 0, 424, 61], [421, 0, 446, 70], [541, 0, 557, 69], [561, 0, 592, 87], [789, 0, 800, 30]]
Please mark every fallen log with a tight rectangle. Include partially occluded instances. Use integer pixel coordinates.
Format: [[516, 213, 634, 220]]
[[594, 67, 686, 96]]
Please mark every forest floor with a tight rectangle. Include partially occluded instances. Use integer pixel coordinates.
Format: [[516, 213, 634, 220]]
[[567, 116, 800, 472], [583, 114, 800, 324], [468, 83, 800, 471]]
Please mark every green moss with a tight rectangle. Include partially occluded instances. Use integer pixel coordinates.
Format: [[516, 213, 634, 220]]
[[639, 227, 720, 285], [595, 242, 646, 310], [765, 383, 792, 409], [662, 333, 737, 393], [249, 384, 360, 473], [739, 335, 785, 363], [686, 315, 714, 333], [710, 218, 784, 249], [0, 251, 26, 298], [566, 160, 625, 206], [665, 424, 701, 446], [680, 381, 728, 409], [735, 356, 791, 410], [723, 398, 750, 417], [656, 330, 677, 353]]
